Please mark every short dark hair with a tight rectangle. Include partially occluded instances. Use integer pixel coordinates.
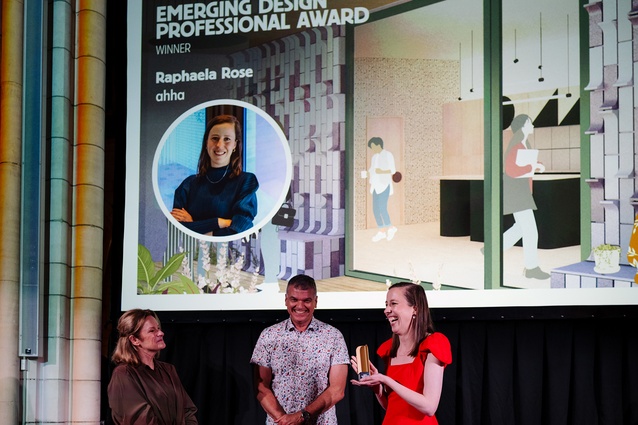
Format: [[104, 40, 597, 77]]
[[368, 137, 384, 149], [287, 274, 317, 294]]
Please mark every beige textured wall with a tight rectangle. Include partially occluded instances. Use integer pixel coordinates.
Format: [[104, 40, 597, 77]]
[[353, 57, 459, 230], [442, 98, 580, 176]]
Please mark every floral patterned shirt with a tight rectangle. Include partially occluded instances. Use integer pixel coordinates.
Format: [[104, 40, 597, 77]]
[[250, 317, 350, 424]]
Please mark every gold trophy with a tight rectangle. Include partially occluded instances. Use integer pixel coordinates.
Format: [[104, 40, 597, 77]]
[[356, 345, 370, 379]]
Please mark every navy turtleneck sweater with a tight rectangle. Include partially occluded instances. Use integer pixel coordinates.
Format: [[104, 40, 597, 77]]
[[172, 167, 259, 235]]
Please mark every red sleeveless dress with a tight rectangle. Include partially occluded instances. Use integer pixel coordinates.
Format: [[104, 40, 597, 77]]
[[377, 332, 452, 425]]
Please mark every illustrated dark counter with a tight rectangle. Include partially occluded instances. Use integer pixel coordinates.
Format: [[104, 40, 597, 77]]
[[439, 174, 580, 249]]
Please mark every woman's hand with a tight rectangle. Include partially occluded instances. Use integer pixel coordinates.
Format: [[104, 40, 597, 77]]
[[171, 208, 193, 222], [350, 356, 384, 397], [351, 370, 386, 387], [350, 355, 379, 377], [534, 162, 545, 173], [349, 355, 360, 375], [218, 218, 232, 228]]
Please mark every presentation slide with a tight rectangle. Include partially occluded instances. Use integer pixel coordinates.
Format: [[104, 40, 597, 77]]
[[123, 0, 637, 311]]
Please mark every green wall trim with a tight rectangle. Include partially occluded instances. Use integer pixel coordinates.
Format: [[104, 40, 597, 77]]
[[483, 0, 503, 289], [344, 0, 587, 289], [579, 0, 591, 260]]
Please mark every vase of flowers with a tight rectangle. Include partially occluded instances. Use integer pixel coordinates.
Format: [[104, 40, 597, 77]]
[[592, 244, 621, 274]]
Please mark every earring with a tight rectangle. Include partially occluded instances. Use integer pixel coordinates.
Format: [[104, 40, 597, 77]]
[[412, 314, 416, 319]]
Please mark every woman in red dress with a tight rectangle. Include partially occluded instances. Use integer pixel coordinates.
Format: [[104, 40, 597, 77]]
[[351, 282, 451, 424]]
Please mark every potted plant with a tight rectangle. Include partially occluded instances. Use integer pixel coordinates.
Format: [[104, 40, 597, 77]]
[[592, 244, 621, 274], [137, 244, 200, 294]]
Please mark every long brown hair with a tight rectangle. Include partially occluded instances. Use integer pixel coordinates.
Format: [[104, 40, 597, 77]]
[[111, 309, 162, 366], [196, 114, 243, 179], [389, 282, 434, 358]]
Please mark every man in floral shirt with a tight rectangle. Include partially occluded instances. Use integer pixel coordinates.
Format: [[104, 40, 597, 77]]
[[251, 274, 349, 424]]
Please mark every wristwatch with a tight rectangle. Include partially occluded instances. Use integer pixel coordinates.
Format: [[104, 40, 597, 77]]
[[300, 409, 310, 423]]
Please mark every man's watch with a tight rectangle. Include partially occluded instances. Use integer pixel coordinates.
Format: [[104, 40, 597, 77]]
[[300, 409, 310, 423]]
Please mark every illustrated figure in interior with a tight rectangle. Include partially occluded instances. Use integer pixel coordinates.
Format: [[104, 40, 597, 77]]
[[367, 137, 398, 242], [502, 114, 550, 279]]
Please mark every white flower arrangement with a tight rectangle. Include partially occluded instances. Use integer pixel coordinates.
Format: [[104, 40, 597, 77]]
[[247, 268, 260, 293], [189, 241, 260, 294], [178, 245, 192, 280], [196, 240, 212, 290], [407, 262, 421, 286], [221, 252, 244, 293], [140, 238, 260, 295], [386, 262, 443, 291]]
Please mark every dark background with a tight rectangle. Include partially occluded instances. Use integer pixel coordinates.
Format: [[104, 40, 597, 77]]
[[157, 307, 638, 425], [103, 2, 638, 424]]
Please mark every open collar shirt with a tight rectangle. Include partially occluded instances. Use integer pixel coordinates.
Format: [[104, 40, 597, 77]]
[[251, 317, 350, 425], [369, 149, 396, 195]]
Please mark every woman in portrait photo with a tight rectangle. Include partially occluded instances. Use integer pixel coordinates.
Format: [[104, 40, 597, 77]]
[[171, 114, 259, 236]]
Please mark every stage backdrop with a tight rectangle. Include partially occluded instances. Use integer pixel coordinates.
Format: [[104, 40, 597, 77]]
[[102, 306, 638, 425]]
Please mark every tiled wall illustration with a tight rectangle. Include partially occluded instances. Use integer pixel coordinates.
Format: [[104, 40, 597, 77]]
[[553, 0, 637, 287], [228, 25, 347, 280]]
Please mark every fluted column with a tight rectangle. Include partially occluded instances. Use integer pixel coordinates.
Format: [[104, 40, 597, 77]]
[[28, 0, 76, 422], [70, 1, 106, 423], [0, 1, 23, 423]]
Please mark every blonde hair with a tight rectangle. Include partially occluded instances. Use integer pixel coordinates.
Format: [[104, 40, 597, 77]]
[[111, 309, 161, 365]]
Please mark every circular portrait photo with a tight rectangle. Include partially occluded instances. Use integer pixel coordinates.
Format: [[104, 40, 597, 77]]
[[152, 99, 292, 242]]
